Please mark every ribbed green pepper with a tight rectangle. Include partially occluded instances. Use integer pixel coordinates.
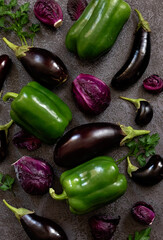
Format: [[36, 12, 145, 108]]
[[1, 81, 72, 144], [49, 156, 127, 214], [66, 0, 131, 60]]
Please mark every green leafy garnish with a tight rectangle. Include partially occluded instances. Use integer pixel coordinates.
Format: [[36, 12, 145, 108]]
[[0, 0, 40, 45], [0, 172, 14, 191], [128, 227, 151, 240], [116, 133, 160, 167]]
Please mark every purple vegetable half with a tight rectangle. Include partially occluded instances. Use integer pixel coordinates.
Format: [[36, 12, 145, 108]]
[[143, 74, 163, 93], [13, 129, 41, 151], [13, 156, 54, 195], [89, 215, 120, 240], [131, 201, 155, 225], [67, 0, 88, 21], [72, 73, 111, 115], [34, 0, 63, 28]]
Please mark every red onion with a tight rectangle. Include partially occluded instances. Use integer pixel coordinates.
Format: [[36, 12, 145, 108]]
[[72, 73, 111, 115], [34, 0, 63, 28], [143, 74, 163, 93]]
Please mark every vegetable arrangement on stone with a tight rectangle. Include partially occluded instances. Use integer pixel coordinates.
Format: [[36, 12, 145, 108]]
[[0, 0, 162, 240]]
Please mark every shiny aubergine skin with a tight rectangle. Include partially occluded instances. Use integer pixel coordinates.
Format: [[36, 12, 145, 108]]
[[135, 101, 153, 126], [132, 155, 163, 186], [54, 122, 124, 168], [20, 48, 68, 88], [0, 130, 7, 161], [20, 213, 68, 240], [111, 27, 150, 90], [0, 54, 12, 90]]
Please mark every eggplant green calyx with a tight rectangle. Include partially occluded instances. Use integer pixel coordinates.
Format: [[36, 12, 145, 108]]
[[0, 120, 14, 137], [127, 156, 138, 177], [120, 125, 150, 146], [120, 96, 147, 110], [135, 9, 151, 32], [3, 199, 34, 221], [3, 38, 31, 59]]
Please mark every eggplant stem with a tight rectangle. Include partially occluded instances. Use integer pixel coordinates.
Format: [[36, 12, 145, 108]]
[[120, 125, 150, 146], [0, 119, 14, 137], [135, 9, 151, 32], [3, 199, 34, 221], [120, 96, 146, 110], [49, 188, 68, 200], [127, 156, 138, 177], [3, 92, 18, 101]]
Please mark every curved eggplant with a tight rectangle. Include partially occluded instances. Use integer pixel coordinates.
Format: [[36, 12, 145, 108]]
[[120, 96, 153, 126], [0, 130, 7, 161], [0, 54, 12, 90], [3, 38, 68, 88], [3, 200, 68, 240], [54, 122, 150, 168], [111, 9, 151, 90]]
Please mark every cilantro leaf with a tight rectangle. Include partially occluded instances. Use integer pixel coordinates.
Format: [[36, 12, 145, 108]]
[[128, 228, 151, 240], [137, 154, 146, 167], [0, 173, 15, 191]]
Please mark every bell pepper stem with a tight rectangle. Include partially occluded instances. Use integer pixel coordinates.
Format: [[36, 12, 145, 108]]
[[135, 9, 151, 32], [120, 96, 146, 110], [120, 125, 150, 146], [3, 37, 31, 58], [49, 188, 68, 200], [3, 199, 34, 221], [3, 92, 18, 101], [127, 156, 138, 177]]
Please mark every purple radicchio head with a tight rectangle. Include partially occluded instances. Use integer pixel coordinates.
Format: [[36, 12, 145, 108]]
[[67, 0, 88, 21], [72, 73, 111, 115], [34, 0, 63, 28], [13, 156, 54, 195], [143, 74, 163, 93], [89, 215, 120, 240], [131, 201, 155, 225]]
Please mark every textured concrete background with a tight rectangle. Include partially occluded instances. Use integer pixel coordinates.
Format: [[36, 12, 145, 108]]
[[0, 0, 162, 239]]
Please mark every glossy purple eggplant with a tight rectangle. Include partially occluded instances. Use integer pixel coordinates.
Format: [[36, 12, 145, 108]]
[[54, 122, 150, 168], [0, 130, 7, 161], [111, 9, 151, 90], [3, 38, 68, 88], [0, 54, 12, 90], [120, 97, 153, 126], [3, 200, 68, 240], [130, 155, 163, 186]]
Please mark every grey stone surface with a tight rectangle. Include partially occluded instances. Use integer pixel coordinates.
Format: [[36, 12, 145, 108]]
[[0, 0, 162, 239]]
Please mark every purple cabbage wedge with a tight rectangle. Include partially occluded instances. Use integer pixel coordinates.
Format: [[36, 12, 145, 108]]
[[72, 73, 111, 115], [13, 129, 41, 151], [67, 0, 88, 21], [131, 201, 155, 225], [143, 74, 163, 93], [13, 156, 54, 195], [34, 0, 63, 28], [89, 215, 120, 240]]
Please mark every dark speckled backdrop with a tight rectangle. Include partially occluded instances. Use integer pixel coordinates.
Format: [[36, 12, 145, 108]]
[[0, 0, 162, 239]]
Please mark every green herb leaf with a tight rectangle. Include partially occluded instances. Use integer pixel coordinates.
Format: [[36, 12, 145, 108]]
[[20, 2, 29, 13], [9, 0, 17, 8], [137, 154, 146, 167], [0, 173, 15, 191], [30, 23, 40, 33], [128, 227, 151, 240], [0, 16, 5, 26]]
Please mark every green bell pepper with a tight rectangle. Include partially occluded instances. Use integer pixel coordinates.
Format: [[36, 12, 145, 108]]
[[49, 156, 127, 214], [65, 0, 131, 60], [1, 81, 72, 144]]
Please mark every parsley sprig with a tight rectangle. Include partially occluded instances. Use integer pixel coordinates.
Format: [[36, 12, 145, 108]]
[[0, 0, 40, 45], [116, 133, 160, 167], [128, 227, 151, 240], [0, 172, 14, 191]]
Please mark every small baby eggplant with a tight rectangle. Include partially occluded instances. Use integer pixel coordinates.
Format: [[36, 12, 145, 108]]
[[3, 38, 68, 88], [3, 200, 68, 240], [120, 96, 153, 126], [34, 0, 63, 28], [0, 54, 12, 91], [127, 155, 163, 186], [54, 122, 150, 168], [111, 9, 151, 90]]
